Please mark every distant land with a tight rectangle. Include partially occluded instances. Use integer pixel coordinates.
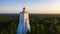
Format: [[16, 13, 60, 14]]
[[0, 14, 60, 19], [0, 14, 60, 18]]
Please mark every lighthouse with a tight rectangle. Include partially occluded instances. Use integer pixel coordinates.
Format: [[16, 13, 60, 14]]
[[17, 7, 30, 34]]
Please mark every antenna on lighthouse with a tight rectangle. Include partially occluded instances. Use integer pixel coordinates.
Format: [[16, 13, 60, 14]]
[[22, 7, 27, 13], [23, 7, 26, 9]]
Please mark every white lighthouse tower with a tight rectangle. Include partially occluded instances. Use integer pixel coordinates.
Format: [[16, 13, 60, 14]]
[[17, 7, 30, 34]]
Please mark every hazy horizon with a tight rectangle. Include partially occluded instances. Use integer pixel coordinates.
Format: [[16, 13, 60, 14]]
[[0, 0, 60, 14]]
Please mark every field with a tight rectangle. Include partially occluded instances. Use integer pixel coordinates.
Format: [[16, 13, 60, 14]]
[[0, 14, 60, 34]]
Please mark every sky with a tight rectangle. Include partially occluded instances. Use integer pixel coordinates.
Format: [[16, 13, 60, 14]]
[[0, 0, 60, 14]]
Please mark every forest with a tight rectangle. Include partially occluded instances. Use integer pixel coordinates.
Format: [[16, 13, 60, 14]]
[[0, 14, 60, 34], [28, 17, 60, 34]]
